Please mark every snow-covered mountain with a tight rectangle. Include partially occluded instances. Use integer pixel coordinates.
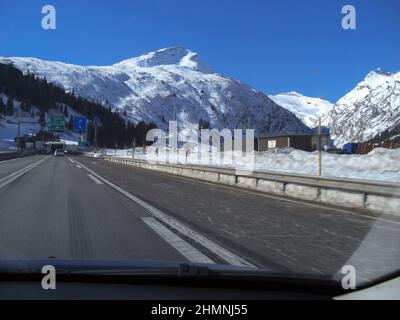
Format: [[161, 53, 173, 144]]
[[328, 68, 400, 146], [0, 47, 309, 137], [269, 92, 333, 128], [269, 69, 400, 146]]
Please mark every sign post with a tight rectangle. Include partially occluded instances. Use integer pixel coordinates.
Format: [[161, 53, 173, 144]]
[[318, 117, 322, 176]]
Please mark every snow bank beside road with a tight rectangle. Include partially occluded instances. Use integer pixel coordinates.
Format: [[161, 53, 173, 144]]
[[104, 147, 400, 183], [251, 148, 400, 183]]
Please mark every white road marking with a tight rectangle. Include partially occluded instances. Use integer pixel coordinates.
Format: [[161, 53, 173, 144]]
[[0, 157, 50, 189], [127, 162, 400, 225], [72, 158, 256, 268], [141, 217, 214, 264], [76, 165, 82, 169], [87, 173, 104, 185]]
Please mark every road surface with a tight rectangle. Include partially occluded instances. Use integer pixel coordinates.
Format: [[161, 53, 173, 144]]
[[0, 155, 399, 282]]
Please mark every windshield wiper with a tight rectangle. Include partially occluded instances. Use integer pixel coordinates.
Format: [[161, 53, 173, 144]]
[[65, 263, 212, 277]]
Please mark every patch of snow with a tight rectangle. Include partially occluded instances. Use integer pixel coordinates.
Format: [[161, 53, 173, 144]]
[[269, 92, 333, 128], [105, 147, 400, 183]]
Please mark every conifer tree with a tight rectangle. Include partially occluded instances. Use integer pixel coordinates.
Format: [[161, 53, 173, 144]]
[[6, 97, 14, 116], [0, 97, 5, 116]]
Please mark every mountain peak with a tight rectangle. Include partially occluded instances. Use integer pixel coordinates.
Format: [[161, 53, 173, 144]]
[[359, 67, 396, 89], [366, 67, 392, 79], [113, 46, 215, 74], [330, 67, 400, 146], [282, 91, 303, 97]]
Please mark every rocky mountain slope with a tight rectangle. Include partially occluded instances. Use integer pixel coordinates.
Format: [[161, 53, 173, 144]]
[[328, 68, 400, 146], [0, 47, 309, 138]]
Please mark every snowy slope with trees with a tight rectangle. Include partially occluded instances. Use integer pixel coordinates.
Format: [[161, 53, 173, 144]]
[[0, 47, 309, 137], [2, 48, 399, 147]]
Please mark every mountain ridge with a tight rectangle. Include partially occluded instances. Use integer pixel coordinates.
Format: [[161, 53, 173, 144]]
[[328, 69, 400, 146], [269, 91, 333, 128], [0, 47, 309, 138], [1, 48, 399, 146]]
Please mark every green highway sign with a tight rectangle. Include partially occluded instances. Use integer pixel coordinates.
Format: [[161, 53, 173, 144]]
[[50, 114, 65, 132]]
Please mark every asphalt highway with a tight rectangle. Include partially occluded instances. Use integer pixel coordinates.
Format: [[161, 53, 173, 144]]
[[0, 155, 399, 282]]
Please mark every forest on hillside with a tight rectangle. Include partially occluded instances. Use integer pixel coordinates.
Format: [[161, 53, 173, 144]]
[[0, 63, 156, 148]]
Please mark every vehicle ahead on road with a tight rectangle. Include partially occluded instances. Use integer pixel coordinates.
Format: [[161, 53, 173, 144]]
[[54, 149, 65, 157], [92, 152, 104, 159]]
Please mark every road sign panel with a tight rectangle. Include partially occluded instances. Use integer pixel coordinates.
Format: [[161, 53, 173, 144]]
[[74, 117, 87, 132], [268, 140, 277, 149], [50, 114, 65, 132]]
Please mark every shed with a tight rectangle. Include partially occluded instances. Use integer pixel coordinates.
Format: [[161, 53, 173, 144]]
[[257, 133, 330, 152]]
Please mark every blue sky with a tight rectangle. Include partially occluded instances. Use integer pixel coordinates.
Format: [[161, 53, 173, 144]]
[[0, 0, 399, 102]]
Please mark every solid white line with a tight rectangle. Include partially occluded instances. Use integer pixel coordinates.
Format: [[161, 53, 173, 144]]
[[72, 158, 256, 268], [141, 217, 214, 264], [125, 161, 400, 225], [87, 173, 104, 185], [0, 162, 38, 184], [0, 157, 50, 189]]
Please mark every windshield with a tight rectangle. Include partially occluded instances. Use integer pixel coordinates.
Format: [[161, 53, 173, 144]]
[[0, 0, 399, 297]]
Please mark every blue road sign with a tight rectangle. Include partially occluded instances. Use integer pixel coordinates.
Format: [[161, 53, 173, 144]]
[[74, 117, 87, 132]]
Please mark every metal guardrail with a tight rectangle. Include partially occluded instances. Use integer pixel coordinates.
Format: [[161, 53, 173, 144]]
[[0, 152, 20, 161], [102, 156, 400, 215], [0, 150, 38, 161], [103, 156, 400, 197]]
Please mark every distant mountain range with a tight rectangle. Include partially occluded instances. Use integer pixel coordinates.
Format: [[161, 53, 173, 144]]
[[0, 47, 308, 139], [1, 48, 399, 146]]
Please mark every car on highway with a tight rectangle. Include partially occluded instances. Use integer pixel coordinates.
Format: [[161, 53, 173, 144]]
[[92, 152, 104, 159], [54, 149, 65, 157]]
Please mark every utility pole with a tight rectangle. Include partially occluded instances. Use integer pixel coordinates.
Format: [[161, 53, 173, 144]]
[[171, 106, 177, 159], [132, 137, 136, 159], [7, 120, 45, 152], [94, 122, 98, 150], [17, 121, 21, 152], [318, 117, 322, 176]]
